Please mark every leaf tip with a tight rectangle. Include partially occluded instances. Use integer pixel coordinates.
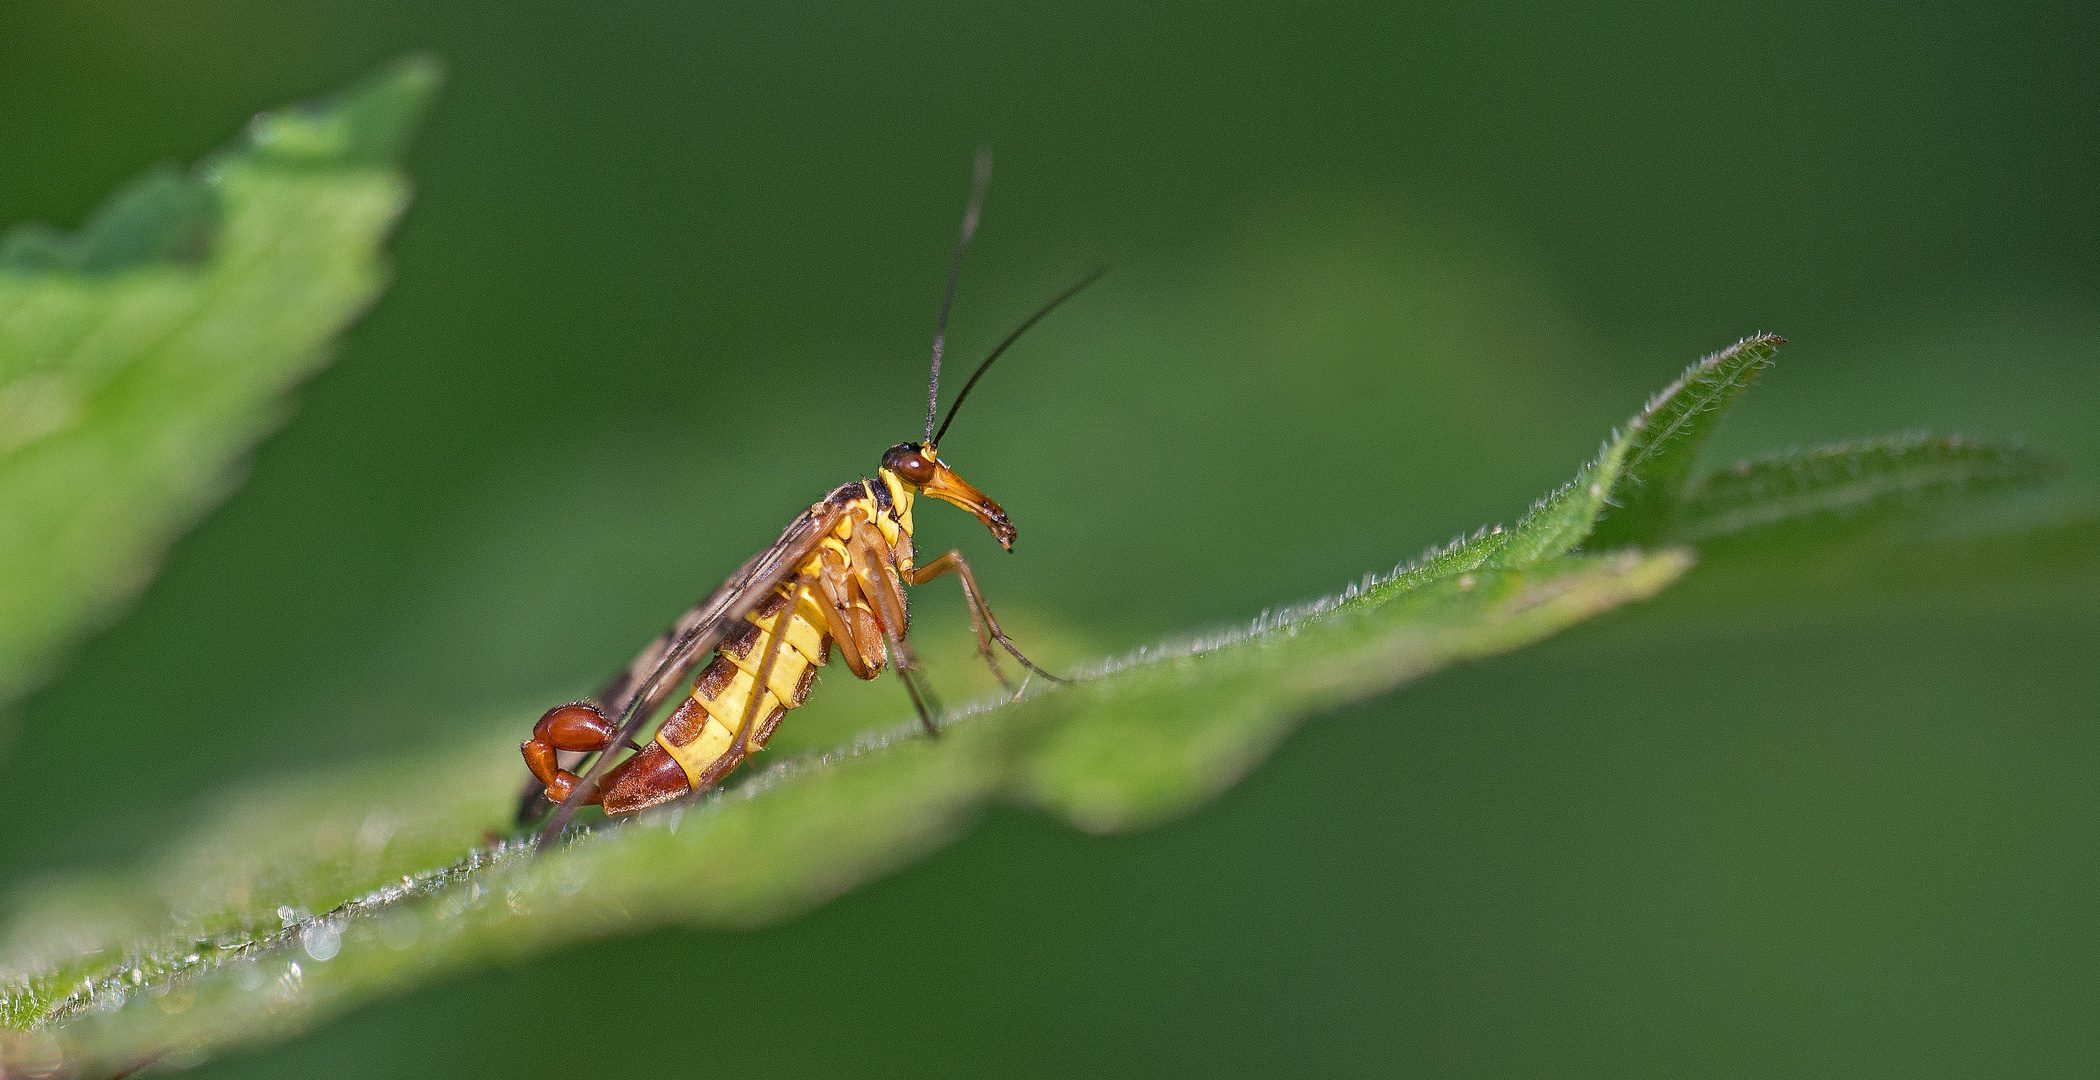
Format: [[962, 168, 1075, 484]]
[[234, 54, 444, 169]]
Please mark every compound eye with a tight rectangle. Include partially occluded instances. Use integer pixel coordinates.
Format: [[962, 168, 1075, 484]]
[[882, 443, 938, 486]]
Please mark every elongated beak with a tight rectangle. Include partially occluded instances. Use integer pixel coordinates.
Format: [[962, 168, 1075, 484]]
[[922, 461, 1017, 550]]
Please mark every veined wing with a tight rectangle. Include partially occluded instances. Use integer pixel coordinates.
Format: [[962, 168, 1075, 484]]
[[514, 543, 777, 825], [530, 500, 845, 845], [590, 547, 769, 727]]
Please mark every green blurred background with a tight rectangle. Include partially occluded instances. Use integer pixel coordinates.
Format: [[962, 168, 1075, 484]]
[[3, 2, 2097, 1076]]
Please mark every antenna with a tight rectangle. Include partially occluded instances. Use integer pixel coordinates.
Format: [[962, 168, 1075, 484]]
[[926, 149, 993, 444], [931, 264, 1107, 447]]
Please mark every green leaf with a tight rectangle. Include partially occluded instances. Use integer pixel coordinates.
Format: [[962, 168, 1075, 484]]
[[0, 266, 2085, 1073], [1459, 334, 1782, 570], [1665, 432, 2060, 543], [1587, 333, 1783, 548], [1013, 550, 1692, 832], [0, 57, 439, 712], [0, 166, 217, 274], [0, 549, 1690, 1074], [1650, 433, 2093, 614]]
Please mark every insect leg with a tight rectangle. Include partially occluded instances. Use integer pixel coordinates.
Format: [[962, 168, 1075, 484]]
[[846, 521, 913, 641], [903, 549, 1062, 690], [901, 551, 1010, 691], [888, 641, 942, 737], [886, 535, 1007, 684], [894, 550, 1016, 684], [813, 547, 882, 679], [845, 522, 943, 736], [721, 576, 806, 774], [867, 585, 943, 737], [817, 536, 935, 734]]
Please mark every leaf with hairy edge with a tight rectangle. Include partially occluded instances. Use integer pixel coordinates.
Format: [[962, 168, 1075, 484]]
[[1587, 333, 1783, 548], [0, 550, 1688, 1075], [2, 270, 2089, 1074], [1665, 433, 2059, 542], [1486, 430, 1640, 566], [1403, 335, 1781, 575], [1012, 550, 1691, 833], [0, 58, 439, 712], [1648, 432, 2091, 613]]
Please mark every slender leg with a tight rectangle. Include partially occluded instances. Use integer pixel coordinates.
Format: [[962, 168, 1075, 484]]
[[724, 577, 804, 772], [845, 519, 913, 639], [905, 551, 1012, 691], [891, 646, 943, 737], [904, 549, 1063, 688], [814, 548, 883, 679], [849, 559, 943, 737], [811, 534, 935, 735], [844, 521, 943, 736]]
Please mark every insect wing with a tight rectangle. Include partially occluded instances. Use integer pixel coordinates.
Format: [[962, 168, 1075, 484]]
[[534, 502, 843, 848], [591, 544, 769, 725], [509, 538, 777, 823], [514, 540, 805, 823]]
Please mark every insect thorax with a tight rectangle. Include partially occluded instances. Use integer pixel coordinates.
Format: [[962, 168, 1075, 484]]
[[815, 471, 917, 571]]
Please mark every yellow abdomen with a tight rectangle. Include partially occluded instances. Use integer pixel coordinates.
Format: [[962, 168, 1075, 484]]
[[654, 487, 908, 789], [656, 580, 832, 785]]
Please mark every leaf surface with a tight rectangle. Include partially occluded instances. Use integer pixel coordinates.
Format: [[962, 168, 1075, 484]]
[[1667, 432, 2058, 542], [0, 141, 2089, 1078], [1586, 333, 1783, 548], [0, 550, 1689, 1074], [0, 58, 437, 711]]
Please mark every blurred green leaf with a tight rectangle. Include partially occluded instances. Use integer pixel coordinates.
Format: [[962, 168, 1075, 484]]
[[0, 57, 438, 713], [0, 167, 217, 275], [1666, 432, 2059, 543], [1656, 435, 2093, 616]]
